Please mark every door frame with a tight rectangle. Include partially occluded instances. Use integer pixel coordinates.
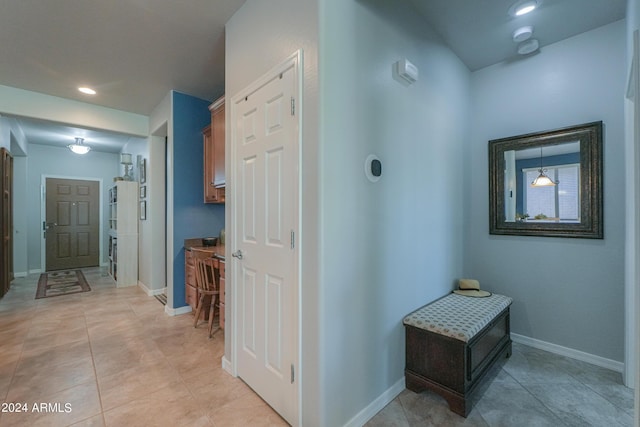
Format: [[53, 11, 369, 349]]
[[40, 174, 103, 272], [229, 50, 303, 426]]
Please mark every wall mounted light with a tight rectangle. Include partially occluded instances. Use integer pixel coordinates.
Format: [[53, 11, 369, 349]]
[[68, 137, 91, 155]]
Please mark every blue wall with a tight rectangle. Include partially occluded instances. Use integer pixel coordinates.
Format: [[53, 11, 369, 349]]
[[172, 91, 225, 308]]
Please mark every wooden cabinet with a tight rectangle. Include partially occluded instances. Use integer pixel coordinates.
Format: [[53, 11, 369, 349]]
[[204, 96, 225, 203], [108, 181, 138, 287], [0, 148, 12, 298]]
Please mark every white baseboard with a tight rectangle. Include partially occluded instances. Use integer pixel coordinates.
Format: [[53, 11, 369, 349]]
[[13, 272, 27, 278], [137, 281, 166, 296], [164, 305, 192, 316], [343, 377, 405, 427], [28, 269, 42, 274], [511, 333, 624, 373], [222, 356, 234, 376]]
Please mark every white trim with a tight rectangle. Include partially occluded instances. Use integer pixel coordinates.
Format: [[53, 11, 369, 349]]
[[13, 272, 27, 278], [222, 356, 234, 376], [343, 377, 405, 427], [511, 333, 624, 373], [164, 304, 192, 316], [40, 175, 103, 272], [625, 29, 640, 395], [28, 269, 42, 275], [137, 281, 166, 296]]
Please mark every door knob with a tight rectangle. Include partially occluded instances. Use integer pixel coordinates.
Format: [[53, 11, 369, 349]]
[[231, 250, 243, 260]]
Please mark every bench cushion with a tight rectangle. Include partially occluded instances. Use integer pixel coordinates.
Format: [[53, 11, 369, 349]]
[[403, 293, 512, 342]]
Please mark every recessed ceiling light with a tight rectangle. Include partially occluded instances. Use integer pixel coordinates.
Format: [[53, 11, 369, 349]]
[[78, 87, 96, 95], [508, 0, 540, 17]]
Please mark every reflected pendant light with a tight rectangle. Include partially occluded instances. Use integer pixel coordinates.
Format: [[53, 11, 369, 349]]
[[531, 147, 556, 187], [68, 137, 91, 155]]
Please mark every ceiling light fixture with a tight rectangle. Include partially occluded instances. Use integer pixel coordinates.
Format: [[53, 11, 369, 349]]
[[517, 38, 540, 55], [508, 0, 540, 17], [78, 87, 96, 95], [68, 137, 91, 155], [513, 26, 533, 43]]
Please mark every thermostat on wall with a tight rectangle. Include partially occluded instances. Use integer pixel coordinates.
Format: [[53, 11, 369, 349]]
[[396, 58, 418, 84], [365, 154, 382, 183]]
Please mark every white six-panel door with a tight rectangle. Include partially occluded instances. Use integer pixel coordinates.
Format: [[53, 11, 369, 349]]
[[232, 53, 300, 425]]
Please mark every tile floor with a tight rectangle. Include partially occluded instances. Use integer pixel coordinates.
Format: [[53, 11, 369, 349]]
[[0, 268, 287, 427], [0, 269, 635, 426], [366, 342, 635, 426]]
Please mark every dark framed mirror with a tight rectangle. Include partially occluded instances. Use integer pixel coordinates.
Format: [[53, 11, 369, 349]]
[[489, 121, 603, 239]]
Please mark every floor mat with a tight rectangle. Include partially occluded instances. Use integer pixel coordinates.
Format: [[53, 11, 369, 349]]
[[35, 270, 91, 299]]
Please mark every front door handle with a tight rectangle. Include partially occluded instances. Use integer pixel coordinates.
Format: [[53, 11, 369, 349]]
[[43, 221, 57, 230], [231, 250, 243, 260]]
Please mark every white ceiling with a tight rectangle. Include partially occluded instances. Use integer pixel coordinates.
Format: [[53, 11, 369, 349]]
[[409, 0, 626, 71], [0, 0, 627, 153]]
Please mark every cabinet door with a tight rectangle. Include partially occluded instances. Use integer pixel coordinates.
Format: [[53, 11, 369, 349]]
[[203, 125, 218, 203], [212, 101, 225, 188]]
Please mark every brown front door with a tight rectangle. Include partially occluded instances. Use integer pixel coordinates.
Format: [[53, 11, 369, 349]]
[[45, 178, 100, 271], [1, 148, 12, 297]]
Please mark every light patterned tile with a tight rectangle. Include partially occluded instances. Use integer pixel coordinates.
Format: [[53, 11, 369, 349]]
[[525, 382, 633, 427], [97, 359, 183, 411], [7, 357, 96, 403], [103, 382, 213, 427]]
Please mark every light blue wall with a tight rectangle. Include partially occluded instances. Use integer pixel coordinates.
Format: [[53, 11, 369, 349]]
[[319, 1, 470, 425], [170, 91, 224, 308], [26, 144, 120, 271], [467, 21, 626, 361]]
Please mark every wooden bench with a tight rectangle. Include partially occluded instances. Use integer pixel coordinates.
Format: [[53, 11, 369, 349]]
[[403, 293, 512, 417]]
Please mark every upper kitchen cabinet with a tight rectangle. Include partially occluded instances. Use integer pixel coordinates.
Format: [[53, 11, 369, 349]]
[[204, 96, 225, 203]]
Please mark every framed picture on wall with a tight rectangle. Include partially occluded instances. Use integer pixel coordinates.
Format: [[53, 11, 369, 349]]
[[140, 201, 146, 220], [139, 158, 146, 184], [139, 185, 146, 199]]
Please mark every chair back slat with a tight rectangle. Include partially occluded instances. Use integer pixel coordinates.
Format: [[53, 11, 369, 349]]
[[191, 249, 219, 293]]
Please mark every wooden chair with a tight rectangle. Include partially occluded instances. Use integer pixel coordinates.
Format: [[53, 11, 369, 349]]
[[191, 249, 220, 337]]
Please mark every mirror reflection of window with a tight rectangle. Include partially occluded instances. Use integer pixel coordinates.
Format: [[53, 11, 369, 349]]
[[523, 164, 580, 222], [505, 141, 580, 223]]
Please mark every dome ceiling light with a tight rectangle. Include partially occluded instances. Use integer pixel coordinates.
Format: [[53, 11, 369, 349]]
[[68, 137, 91, 155], [512, 26, 533, 43]]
